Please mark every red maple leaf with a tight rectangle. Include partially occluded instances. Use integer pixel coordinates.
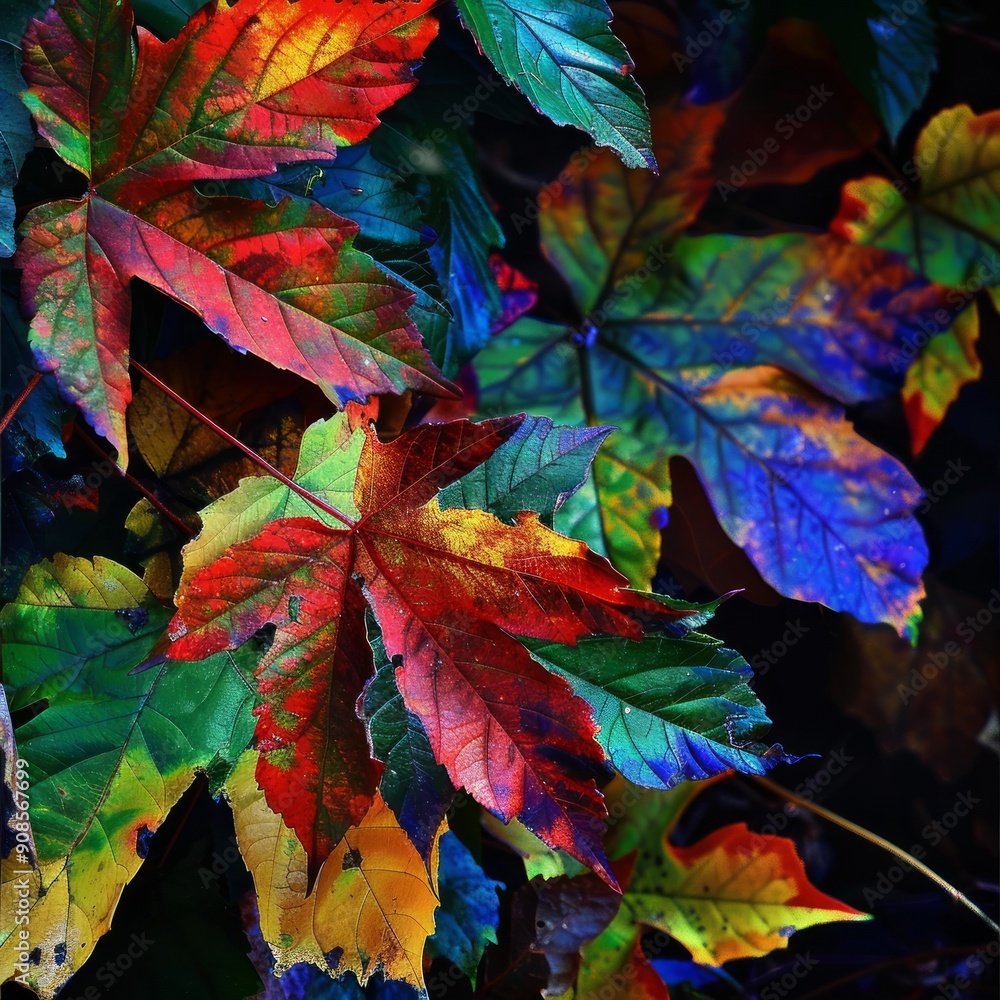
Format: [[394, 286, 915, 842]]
[[166, 414, 689, 883]]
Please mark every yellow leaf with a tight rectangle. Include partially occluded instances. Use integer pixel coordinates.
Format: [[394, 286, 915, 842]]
[[225, 751, 442, 990], [625, 821, 869, 965]]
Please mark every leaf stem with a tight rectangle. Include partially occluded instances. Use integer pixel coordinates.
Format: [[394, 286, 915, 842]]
[[748, 774, 1000, 935], [0, 371, 45, 436], [71, 424, 196, 537], [130, 360, 354, 528]]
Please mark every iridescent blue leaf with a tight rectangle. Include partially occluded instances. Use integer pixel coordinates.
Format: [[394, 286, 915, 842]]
[[426, 832, 502, 984], [868, 0, 937, 143]]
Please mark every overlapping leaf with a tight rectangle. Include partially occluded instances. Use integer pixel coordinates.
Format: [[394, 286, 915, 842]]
[[361, 630, 455, 862], [527, 632, 797, 790], [833, 104, 1000, 288], [0, 556, 257, 998], [867, 0, 938, 142], [16, 0, 450, 462], [373, 122, 512, 373], [226, 751, 442, 991], [622, 820, 869, 965], [902, 301, 982, 454], [710, 20, 883, 190], [474, 117, 948, 629], [438, 415, 612, 527], [454, 0, 655, 169], [1, 0, 51, 256], [167, 411, 691, 884], [426, 831, 502, 983], [553, 780, 866, 997]]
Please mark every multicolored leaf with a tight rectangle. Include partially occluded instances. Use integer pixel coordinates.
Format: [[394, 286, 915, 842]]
[[474, 140, 944, 629], [0, 556, 257, 997], [540, 99, 724, 305], [833, 104, 1000, 288], [16, 0, 449, 462], [361, 631, 456, 862], [167, 412, 691, 884], [527, 632, 797, 789], [226, 751, 442, 991], [453, 0, 655, 170], [554, 778, 867, 995], [903, 301, 982, 454], [622, 820, 869, 965], [438, 415, 612, 527]]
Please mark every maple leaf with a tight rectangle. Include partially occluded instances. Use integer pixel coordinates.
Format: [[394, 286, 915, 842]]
[[16, 0, 449, 463], [167, 411, 690, 885], [225, 751, 442, 991], [619, 822, 869, 965], [0, 556, 257, 998]]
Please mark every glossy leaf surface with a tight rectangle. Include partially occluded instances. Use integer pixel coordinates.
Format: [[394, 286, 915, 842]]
[[0, 556, 256, 998], [454, 0, 654, 169]]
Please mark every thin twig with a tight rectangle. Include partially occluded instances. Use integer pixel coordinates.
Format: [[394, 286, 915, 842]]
[[748, 774, 1000, 935], [72, 425, 195, 537], [130, 359, 353, 528], [0, 371, 45, 436]]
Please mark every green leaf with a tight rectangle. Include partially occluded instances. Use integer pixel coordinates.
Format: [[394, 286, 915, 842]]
[[454, 0, 654, 170], [131, 0, 206, 37], [439, 415, 611, 527], [527, 633, 796, 789], [0, 555, 257, 996]]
